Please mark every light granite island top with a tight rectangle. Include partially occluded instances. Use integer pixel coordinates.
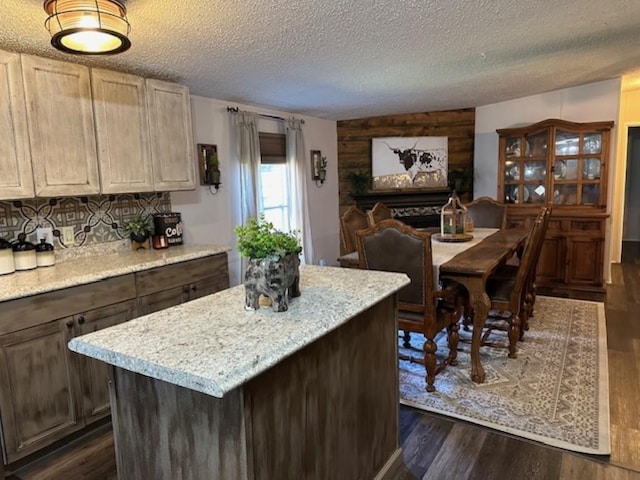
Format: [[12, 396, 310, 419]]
[[0, 243, 230, 302], [68, 265, 410, 398]]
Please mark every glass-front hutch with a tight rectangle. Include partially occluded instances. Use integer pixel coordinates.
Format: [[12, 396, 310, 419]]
[[497, 119, 613, 292]]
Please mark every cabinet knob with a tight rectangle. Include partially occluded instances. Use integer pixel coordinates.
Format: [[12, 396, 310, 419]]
[[77, 316, 85, 325], [191, 285, 197, 292], [183, 285, 190, 293], [66, 319, 74, 328]]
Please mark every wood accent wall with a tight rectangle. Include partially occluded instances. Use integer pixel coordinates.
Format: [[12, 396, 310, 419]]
[[337, 108, 476, 213]]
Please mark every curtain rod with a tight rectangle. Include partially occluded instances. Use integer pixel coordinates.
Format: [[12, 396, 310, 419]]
[[226, 106, 304, 124]]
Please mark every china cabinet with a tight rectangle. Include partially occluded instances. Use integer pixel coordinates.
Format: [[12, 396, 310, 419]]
[[21, 55, 100, 197], [497, 119, 613, 292], [146, 79, 197, 191], [91, 69, 154, 194], [0, 51, 33, 199]]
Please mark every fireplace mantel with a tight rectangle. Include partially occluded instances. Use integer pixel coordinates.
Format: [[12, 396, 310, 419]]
[[353, 189, 466, 228]]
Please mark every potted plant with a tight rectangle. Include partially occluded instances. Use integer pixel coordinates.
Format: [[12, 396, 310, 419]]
[[206, 152, 221, 186], [315, 156, 328, 183], [346, 170, 372, 195], [448, 168, 474, 192], [235, 215, 302, 312], [122, 214, 154, 243]]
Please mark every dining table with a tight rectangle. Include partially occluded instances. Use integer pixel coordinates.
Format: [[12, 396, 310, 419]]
[[437, 228, 529, 383]]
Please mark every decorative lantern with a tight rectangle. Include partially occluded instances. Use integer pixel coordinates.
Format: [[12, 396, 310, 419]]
[[440, 191, 468, 239]]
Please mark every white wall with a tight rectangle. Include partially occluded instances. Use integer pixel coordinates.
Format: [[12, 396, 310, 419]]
[[474, 79, 622, 282], [171, 96, 338, 286]]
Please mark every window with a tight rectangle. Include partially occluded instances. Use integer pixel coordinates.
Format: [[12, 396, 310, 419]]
[[258, 133, 290, 231]]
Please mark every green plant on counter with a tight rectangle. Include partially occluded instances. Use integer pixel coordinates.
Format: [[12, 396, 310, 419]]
[[121, 214, 154, 239], [235, 214, 301, 259], [346, 170, 372, 195]]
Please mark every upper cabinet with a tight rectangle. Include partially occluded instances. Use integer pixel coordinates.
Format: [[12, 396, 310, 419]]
[[91, 69, 154, 194], [22, 55, 100, 197], [146, 79, 196, 191], [0, 50, 33, 199], [497, 119, 613, 209]]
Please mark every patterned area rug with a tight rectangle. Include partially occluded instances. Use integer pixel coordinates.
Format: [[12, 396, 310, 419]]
[[399, 296, 610, 454]]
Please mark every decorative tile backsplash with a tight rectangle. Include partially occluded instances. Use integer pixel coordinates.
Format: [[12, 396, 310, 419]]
[[0, 193, 171, 249]]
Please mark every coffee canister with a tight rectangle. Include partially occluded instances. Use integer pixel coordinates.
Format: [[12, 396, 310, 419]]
[[0, 238, 15, 275], [153, 213, 183, 246], [36, 238, 56, 267], [12, 234, 37, 271]]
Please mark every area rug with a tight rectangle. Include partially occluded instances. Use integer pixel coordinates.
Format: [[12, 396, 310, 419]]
[[398, 296, 611, 454]]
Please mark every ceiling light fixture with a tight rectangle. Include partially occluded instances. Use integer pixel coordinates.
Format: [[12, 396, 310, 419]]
[[43, 0, 131, 55]]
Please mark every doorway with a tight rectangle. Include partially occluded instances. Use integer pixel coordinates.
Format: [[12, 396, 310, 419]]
[[622, 127, 640, 263]]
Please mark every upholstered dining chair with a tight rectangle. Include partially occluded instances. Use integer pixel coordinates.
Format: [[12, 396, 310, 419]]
[[355, 219, 465, 392], [339, 205, 369, 253], [465, 196, 507, 229], [474, 207, 550, 358], [367, 202, 393, 226]]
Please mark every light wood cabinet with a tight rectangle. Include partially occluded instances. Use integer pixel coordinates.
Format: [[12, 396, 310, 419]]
[[91, 69, 153, 194], [0, 50, 33, 199], [136, 253, 229, 315], [146, 79, 196, 191], [21, 55, 100, 197], [498, 119, 612, 293]]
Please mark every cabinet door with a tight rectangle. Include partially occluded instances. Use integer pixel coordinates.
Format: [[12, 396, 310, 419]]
[[137, 285, 187, 316], [74, 299, 137, 424], [0, 50, 34, 199], [0, 318, 81, 463], [146, 79, 196, 191], [21, 55, 100, 196], [535, 236, 566, 285], [91, 69, 153, 194], [567, 236, 604, 286]]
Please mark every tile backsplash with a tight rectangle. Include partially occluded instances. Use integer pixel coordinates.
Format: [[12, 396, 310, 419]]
[[0, 192, 171, 249]]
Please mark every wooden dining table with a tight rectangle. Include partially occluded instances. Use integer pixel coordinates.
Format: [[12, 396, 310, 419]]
[[438, 229, 529, 383]]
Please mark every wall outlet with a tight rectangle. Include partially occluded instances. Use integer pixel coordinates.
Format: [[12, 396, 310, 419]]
[[36, 227, 53, 245], [61, 226, 75, 246]]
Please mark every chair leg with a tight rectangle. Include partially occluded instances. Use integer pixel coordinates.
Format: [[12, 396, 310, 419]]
[[402, 330, 411, 348], [423, 337, 437, 393], [447, 322, 459, 366], [508, 313, 521, 358]]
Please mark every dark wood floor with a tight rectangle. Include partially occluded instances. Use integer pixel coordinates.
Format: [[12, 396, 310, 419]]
[[7, 252, 640, 480]]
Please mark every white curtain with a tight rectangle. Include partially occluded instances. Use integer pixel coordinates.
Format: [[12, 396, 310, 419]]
[[229, 110, 261, 278], [285, 118, 314, 265]]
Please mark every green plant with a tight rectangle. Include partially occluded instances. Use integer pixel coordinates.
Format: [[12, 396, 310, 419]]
[[346, 170, 372, 195], [235, 215, 301, 259], [122, 214, 154, 237], [448, 167, 474, 191]]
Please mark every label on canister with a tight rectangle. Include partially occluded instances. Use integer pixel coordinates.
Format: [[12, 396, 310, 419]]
[[153, 213, 183, 246]]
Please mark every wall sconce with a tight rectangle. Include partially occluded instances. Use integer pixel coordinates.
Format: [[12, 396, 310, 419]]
[[198, 143, 221, 194], [311, 150, 327, 187], [43, 0, 131, 55]]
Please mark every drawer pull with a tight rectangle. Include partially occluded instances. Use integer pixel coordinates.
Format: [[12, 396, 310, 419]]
[[66, 319, 74, 328], [191, 285, 197, 292], [77, 316, 85, 325]]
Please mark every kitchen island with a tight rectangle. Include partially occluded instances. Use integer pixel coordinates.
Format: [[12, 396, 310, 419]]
[[69, 265, 410, 480]]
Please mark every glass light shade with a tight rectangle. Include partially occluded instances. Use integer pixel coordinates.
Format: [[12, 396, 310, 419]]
[[440, 191, 468, 238], [44, 0, 131, 55]]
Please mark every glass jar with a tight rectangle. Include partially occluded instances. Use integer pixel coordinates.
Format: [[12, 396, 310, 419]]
[[440, 191, 468, 238], [36, 238, 56, 267], [0, 238, 15, 275], [12, 233, 37, 271]]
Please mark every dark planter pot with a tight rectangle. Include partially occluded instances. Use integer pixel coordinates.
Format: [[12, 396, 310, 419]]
[[130, 233, 150, 243], [244, 252, 301, 312]]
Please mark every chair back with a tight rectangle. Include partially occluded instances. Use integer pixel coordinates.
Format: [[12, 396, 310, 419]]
[[509, 208, 548, 307], [355, 219, 434, 317], [465, 196, 507, 229], [368, 202, 393, 226], [340, 206, 369, 253]]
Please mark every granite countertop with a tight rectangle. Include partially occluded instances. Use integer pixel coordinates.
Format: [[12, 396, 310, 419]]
[[68, 265, 410, 398], [0, 244, 230, 303]]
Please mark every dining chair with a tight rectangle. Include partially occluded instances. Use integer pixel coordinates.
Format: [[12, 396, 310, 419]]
[[464, 196, 507, 229], [367, 201, 393, 226], [355, 219, 466, 392], [339, 205, 369, 253], [477, 207, 550, 357]]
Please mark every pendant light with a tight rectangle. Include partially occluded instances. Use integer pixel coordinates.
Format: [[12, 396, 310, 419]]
[[43, 0, 131, 55]]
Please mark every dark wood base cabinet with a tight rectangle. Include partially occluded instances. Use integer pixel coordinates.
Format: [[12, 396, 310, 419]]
[[108, 296, 402, 480], [0, 253, 229, 474], [507, 210, 607, 292]]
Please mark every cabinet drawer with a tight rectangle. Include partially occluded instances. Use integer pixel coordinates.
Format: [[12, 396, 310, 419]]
[[135, 254, 228, 296], [0, 274, 136, 336], [568, 219, 602, 232]]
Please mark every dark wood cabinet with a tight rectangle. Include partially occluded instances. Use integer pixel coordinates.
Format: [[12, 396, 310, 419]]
[[498, 119, 612, 292]]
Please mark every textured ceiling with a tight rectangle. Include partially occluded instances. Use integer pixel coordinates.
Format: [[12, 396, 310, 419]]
[[2, 1, 640, 120]]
